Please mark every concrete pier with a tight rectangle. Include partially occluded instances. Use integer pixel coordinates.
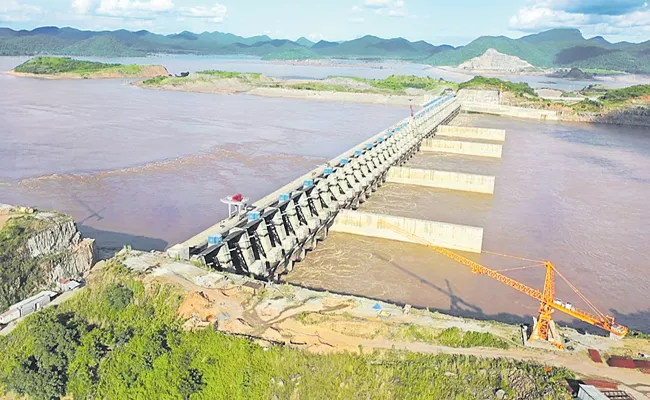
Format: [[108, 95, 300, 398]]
[[436, 126, 506, 142], [421, 139, 503, 158], [386, 166, 495, 194], [330, 210, 483, 253], [461, 103, 559, 121]]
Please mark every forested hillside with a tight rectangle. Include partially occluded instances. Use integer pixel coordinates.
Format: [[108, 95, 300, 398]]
[[1, 26, 649, 72]]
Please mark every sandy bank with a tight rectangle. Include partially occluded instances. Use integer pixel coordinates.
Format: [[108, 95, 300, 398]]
[[8, 65, 169, 80]]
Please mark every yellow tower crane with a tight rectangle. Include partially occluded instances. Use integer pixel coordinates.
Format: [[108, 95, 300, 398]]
[[378, 221, 629, 348]]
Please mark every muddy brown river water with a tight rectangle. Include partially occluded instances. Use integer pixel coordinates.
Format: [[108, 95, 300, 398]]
[[2, 58, 649, 331], [286, 114, 650, 332]]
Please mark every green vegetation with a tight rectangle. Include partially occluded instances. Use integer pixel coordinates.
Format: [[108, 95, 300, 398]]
[[58, 36, 146, 57], [197, 70, 262, 79], [12, 57, 147, 77], [437, 327, 511, 349], [14, 57, 120, 75], [600, 85, 650, 103], [628, 330, 650, 340], [367, 74, 457, 92], [458, 76, 537, 97], [566, 85, 650, 113], [291, 82, 363, 93], [571, 99, 604, 113], [292, 75, 457, 95], [0, 217, 42, 310], [0, 263, 574, 399], [581, 68, 625, 76], [424, 28, 650, 73]]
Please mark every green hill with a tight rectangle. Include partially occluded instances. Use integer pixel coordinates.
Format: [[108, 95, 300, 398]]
[[426, 28, 650, 73], [1, 26, 649, 72], [426, 36, 550, 66], [296, 37, 315, 48], [61, 36, 146, 57], [311, 35, 449, 60]]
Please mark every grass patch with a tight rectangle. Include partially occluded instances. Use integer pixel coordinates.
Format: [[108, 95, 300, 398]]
[[438, 327, 510, 349]]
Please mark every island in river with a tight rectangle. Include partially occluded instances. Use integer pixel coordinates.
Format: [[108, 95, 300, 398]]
[[9, 56, 169, 79]]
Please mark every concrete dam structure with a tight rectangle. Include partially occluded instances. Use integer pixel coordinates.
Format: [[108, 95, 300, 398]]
[[168, 95, 506, 280]]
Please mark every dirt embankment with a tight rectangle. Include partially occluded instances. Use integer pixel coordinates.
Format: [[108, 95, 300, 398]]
[[135, 74, 437, 106], [120, 251, 650, 394], [8, 65, 169, 80]]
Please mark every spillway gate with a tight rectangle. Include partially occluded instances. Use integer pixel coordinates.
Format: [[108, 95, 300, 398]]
[[168, 96, 461, 280]]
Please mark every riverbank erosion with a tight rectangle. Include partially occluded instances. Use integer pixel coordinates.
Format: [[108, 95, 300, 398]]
[[9, 56, 169, 79], [2, 248, 649, 399], [135, 71, 456, 106], [0, 204, 95, 310]]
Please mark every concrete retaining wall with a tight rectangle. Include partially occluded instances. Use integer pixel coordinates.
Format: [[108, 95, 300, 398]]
[[462, 102, 559, 121], [387, 167, 495, 194], [457, 89, 500, 105], [437, 125, 506, 142], [421, 139, 503, 158], [330, 210, 483, 253]]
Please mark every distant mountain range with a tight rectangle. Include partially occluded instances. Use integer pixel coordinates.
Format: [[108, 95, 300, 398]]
[[1, 27, 649, 73]]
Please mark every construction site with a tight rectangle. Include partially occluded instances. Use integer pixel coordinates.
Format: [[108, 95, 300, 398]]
[[158, 95, 650, 398]]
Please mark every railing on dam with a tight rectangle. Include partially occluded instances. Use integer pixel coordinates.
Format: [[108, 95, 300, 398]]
[[167, 95, 461, 280]]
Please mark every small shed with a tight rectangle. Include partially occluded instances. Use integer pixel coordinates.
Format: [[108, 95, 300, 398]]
[[242, 281, 264, 296], [577, 385, 609, 400], [59, 279, 81, 292]]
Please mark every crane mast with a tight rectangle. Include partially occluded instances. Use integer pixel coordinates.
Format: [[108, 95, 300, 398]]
[[377, 221, 628, 347]]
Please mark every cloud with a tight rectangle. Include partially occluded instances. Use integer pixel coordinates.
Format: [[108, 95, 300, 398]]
[[178, 3, 227, 22], [71, 0, 227, 22], [362, 0, 392, 9], [72, 0, 95, 14], [357, 0, 408, 17], [535, 0, 647, 16], [0, 0, 42, 21], [510, 0, 650, 38]]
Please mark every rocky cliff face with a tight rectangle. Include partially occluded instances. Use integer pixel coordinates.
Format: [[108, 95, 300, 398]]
[[458, 49, 534, 72], [0, 205, 95, 308]]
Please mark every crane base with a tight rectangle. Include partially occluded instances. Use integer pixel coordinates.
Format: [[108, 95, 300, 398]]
[[528, 317, 563, 349]]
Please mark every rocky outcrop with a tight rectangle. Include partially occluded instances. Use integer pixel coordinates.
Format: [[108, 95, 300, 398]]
[[44, 238, 95, 284], [27, 216, 80, 257], [0, 206, 95, 309], [458, 49, 534, 72]]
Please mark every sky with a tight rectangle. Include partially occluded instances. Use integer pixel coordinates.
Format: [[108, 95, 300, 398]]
[[1, 0, 650, 46]]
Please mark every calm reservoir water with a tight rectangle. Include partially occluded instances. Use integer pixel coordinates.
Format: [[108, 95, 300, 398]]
[[1, 56, 649, 331]]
